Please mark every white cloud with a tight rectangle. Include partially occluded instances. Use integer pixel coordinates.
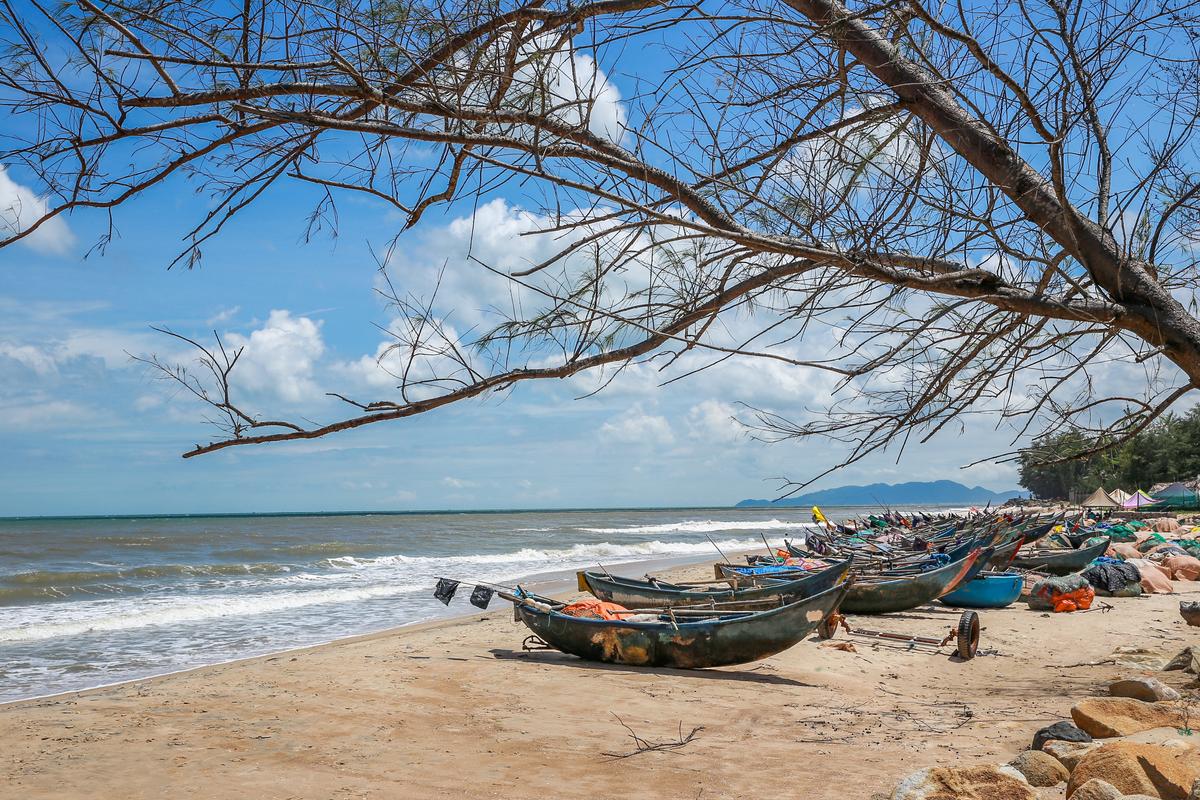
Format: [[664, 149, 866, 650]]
[[334, 315, 476, 404], [0, 397, 92, 430], [447, 32, 626, 145], [0, 323, 165, 377], [539, 51, 626, 144], [686, 399, 745, 444], [783, 98, 920, 196], [225, 310, 325, 403], [0, 166, 74, 255], [380, 198, 593, 331], [0, 343, 59, 376], [59, 328, 160, 368], [442, 476, 475, 489], [134, 394, 164, 412], [599, 406, 675, 446], [207, 306, 241, 326]]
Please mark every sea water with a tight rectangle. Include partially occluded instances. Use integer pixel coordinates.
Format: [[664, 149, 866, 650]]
[[0, 506, 957, 702]]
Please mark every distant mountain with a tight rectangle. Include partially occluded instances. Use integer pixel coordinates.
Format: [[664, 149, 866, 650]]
[[736, 480, 1023, 508]]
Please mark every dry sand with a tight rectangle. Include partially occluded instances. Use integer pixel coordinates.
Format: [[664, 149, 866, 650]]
[[2, 559, 1197, 800]]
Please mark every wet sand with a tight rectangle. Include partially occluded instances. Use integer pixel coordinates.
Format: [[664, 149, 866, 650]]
[[2, 558, 1197, 799]]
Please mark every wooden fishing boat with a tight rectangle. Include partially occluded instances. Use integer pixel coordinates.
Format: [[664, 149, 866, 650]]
[[578, 559, 852, 610], [841, 550, 986, 615], [1017, 520, 1057, 544], [985, 536, 1024, 569], [1009, 538, 1108, 575], [508, 582, 852, 669], [783, 536, 977, 575], [938, 571, 1023, 609], [719, 550, 987, 615]]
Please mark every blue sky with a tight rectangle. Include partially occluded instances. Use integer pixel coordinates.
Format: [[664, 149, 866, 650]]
[[0, 166, 1028, 517], [0, 31, 1040, 517]]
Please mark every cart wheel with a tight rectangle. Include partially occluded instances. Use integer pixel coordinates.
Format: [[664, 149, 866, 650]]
[[816, 612, 840, 640], [956, 610, 980, 660]]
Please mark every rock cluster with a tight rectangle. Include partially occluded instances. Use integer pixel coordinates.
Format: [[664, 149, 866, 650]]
[[887, 652, 1198, 800]]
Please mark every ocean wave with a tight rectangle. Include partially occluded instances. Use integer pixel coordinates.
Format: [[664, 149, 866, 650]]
[[0, 583, 420, 643], [2, 562, 293, 588], [319, 537, 776, 570], [216, 541, 386, 560], [579, 519, 819, 535], [0, 584, 130, 604], [0, 536, 783, 643]]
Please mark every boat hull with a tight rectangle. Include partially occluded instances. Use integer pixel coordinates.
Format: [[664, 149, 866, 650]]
[[1009, 539, 1108, 575], [514, 583, 851, 669], [938, 572, 1023, 608], [840, 550, 985, 615], [985, 536, 1023, 569], [580, 560, 851, 610]]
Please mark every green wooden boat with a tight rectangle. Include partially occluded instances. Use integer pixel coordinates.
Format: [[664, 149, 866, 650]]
[[509, 582, 851, 669], [985, 536, 1024, 569], [1009, 539, 1108, 575], [840, 549, 987, 615], [578, 559, 852, 610]]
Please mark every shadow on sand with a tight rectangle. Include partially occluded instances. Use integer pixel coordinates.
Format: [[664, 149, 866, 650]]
[[486, 648, 819, 687]]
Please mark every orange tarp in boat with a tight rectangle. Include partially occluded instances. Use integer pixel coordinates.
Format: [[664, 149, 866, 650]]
[[560, 599, 630, 620]]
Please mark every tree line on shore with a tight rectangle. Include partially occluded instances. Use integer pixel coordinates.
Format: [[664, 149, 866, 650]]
[[1018, 408, 1200, 500]]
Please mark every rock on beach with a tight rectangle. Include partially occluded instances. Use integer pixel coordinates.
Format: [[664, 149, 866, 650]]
[[1070, 698, 1186, 738], [891, 765, 1036, 800]]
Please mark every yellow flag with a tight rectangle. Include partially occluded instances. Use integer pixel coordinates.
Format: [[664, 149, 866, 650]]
[[812, 506, 827, 524]]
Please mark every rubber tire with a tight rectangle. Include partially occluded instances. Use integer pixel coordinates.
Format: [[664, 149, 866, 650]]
[[956, 610, 980, 660]]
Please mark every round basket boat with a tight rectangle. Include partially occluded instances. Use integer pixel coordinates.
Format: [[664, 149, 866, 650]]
[[938, 571, 1022, 609]]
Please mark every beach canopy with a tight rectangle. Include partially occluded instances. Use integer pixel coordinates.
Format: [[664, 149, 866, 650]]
[[1110, 488, 1132, 504], [1122, 490, 1160, 509], [1151, 481, 1197, 507], [1081, 487, 1120, 508]]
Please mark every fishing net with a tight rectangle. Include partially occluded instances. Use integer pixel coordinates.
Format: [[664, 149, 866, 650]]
[[1105, 524, 1137, 542], [1082, 560, 1142, 597], [560, 599, 630, 620], [1136, 533, 1168, 553], [1027, 573, 1095, 612]]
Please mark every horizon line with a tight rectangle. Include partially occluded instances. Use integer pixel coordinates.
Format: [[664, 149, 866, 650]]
[[0, 497, 1018, 523]]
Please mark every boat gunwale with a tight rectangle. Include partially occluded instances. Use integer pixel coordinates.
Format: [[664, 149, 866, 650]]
[[518, 581, 850, 632]]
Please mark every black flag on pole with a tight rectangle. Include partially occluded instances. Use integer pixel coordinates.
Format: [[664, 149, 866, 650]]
[[469, 585, 494, 609], [433, 578, 460, 605]]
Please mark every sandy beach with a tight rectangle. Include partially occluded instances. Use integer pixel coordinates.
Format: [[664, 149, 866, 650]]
[[3, 555, 1197, 800]]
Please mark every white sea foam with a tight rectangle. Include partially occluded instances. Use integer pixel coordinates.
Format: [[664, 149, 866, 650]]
[[579, 519, 819, 535], [0, 583, 419, 643], [0, 536, 780, 644], [319, 537, 776, 569]]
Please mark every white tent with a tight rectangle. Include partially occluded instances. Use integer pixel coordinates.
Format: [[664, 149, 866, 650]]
[[1109, 488, 1132, 504]]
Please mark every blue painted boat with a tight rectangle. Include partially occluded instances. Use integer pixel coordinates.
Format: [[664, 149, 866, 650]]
[[938, 571, 1022, 609]]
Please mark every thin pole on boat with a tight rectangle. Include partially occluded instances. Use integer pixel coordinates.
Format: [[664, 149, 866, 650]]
[[705, 533, 731, 563], [759, 532, 776, 560], [597, 562, 614, 579]]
